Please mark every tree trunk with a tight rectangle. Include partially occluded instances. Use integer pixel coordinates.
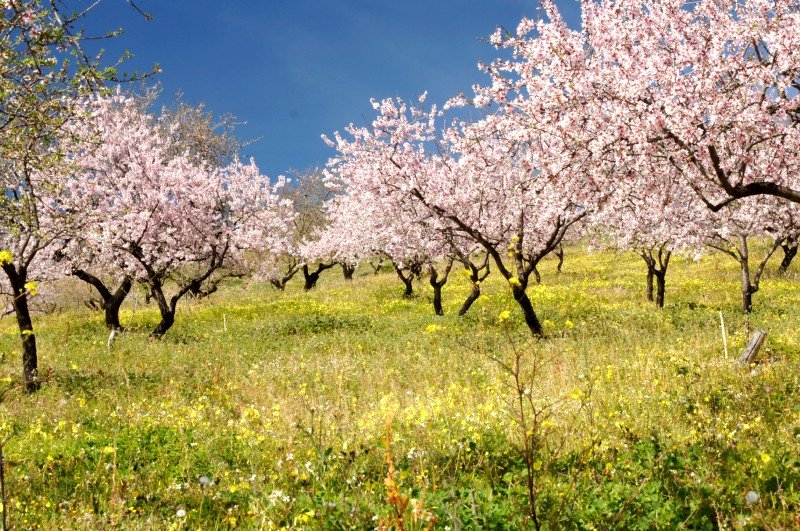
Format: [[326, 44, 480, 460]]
[[778, 242, 797, 275], [16, 296, 38, 393], [640, 247, 670, 307], [428, 261, 452, 316], [458, 283, 481, 316], [148, 280, 176, 339], [104, 294, 124, 331], [401, 276, 414, 297], [303, 264, 322, 291], [432, 284, 443, 315], [512, 285, 543, 336], [654, 271, 666, 309], [73, 270, 133, 331], [2, 264, 39, 392], [303, 270, 320, 291], [341, 263, 355, 280], [105, 277, 132, 330], [555, 244, 564, 273], [741, 257, 755, 314], [150, 310, 175, 339], [392, 262, 415, 298], [742, 286, 754, 314], [302, 263, 335, 291], [270, 279, 286, 291]]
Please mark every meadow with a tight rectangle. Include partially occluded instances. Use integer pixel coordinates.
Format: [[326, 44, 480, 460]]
[[0, 247, 798, 529]]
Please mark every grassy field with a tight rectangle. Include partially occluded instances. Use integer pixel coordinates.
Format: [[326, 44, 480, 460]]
[[0, 247, 798, 529]]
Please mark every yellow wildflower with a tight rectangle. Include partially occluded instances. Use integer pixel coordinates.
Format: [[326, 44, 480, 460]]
[[24, 281, 38, 297]]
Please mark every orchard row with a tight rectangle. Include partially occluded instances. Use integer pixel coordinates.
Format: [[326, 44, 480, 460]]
[[3, 0, 800, 392]]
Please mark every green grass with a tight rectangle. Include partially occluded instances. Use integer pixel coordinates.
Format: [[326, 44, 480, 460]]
[[0, 247, 798, 529]]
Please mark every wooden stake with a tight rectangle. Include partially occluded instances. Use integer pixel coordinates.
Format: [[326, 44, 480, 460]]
[[738, 329, 766, 365], [719, 312, 728, 359]]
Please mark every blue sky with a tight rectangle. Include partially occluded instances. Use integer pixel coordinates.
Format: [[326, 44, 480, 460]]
[[84, 1, 581, 177]]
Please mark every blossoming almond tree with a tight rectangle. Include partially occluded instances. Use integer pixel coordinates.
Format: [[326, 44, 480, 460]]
[[487, 0, 800, 210], [706, 197, 799, 314], [324, 94, 595, 335], [64, 93, 292, 338], [305, 183, 439, 303], [0, 1, 155, 391], [596, 160, 709, 308]]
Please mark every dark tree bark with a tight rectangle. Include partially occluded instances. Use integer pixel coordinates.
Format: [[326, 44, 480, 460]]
[[148, 277, 176, 339], [131, 242, 230, 338], [340, 262, 356, 280], [456, 252, 490, 317], [369, 259, 384, 275], [708, 235, 781, 315], [739, 241, 757, 314], [432, 284, 443, 315], [1, 264, 39, 392], [72, 269, 133, 330], [654, 271, 666, 309], [532, 265, 541, 284], [777, 241, 797, 275], [428, 259, 454, 316], [459, 284, 481, 316], [401, 277, 414, 297], [187, 277, 226, 299], [640, 245, 671, 308], [392, 261, 418, 298], [270, 261, 301, 291], [555, 244, 564, 273], [405, 187, 583, 338], [512, 284, 543, 336], [302, 262, 335, 291]]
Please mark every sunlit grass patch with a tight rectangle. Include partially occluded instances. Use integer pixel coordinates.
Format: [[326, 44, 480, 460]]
[[0, 245, 797, 527]]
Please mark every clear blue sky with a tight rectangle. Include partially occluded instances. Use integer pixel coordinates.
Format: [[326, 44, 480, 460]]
[[84, 1, 581, 177]]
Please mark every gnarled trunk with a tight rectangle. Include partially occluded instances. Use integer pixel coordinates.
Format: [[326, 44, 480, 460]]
[[741, 258, 756, 314], [555, 244, 564, 273], [270, 264, 301, 291], [150, 310, 175, 339], [458, 283, 481, 316], [148, 279, 176, 339], [512, 285, 543, 336], [16, 296, 38, 393], [73, 270, 133, 331], [302, 265, 318, 291], [654, 271, 666, 309], [393, 262, 415, 298], [2, 264, 39, 392], [428, 259, 453, 316], [369, 260, 384, 275], [302, 262, 335, 291], [432, 283, 443, 315], [456, 253, 490, 318], [104, 277, 132, 330], [709, 235, 781, 316], [340, 262, 356, 280], [777, 242, 797, 275], [640, 246, 671, 308], [270, 279, 286, 291]]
